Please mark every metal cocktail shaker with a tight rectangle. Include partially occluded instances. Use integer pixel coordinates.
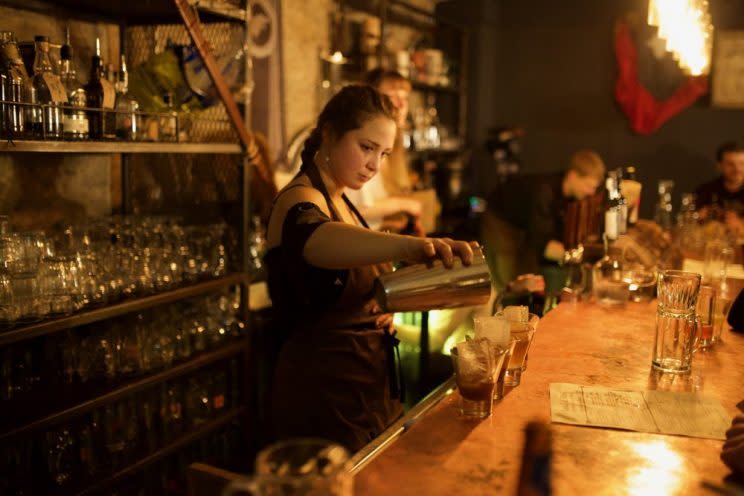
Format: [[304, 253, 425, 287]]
[[374, 248, 492, 313]]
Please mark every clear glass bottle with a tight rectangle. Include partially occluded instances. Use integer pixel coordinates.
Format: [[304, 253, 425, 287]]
[[32, 35, 66, 139], [114, 54, 139, 141], [654, 180, 675, 231], [592, 233, 628, 306], [0, 31, 32, 138], [59, 29, 88, 140], [615, 168, 628, 235], [623, 165, 641, 226], [677, 192, 699, 227], [604, 174, 620, 241]]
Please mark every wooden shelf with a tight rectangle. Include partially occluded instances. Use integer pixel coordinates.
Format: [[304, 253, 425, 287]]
[[74, 407, 247, 496], [0, 0, 245, 24], [0, 140, 243, 154], [0, 338, 249, 441], [0, 273, 248, 347]]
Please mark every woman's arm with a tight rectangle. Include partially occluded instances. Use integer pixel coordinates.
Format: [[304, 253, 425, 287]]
[[269, 185, 473, 270]]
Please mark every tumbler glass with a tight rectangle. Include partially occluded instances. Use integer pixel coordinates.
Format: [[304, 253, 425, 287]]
[[451, 339, 498, 419], [703, 240, 734, 286], [652, 270, 701, 373]]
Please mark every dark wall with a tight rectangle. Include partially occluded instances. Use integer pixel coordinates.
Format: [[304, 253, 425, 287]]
[[459, 0, 744, 218]]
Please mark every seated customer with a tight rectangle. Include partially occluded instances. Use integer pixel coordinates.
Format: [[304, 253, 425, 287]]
[[696, 140, 744, 236], [482, 150, 605, 289]]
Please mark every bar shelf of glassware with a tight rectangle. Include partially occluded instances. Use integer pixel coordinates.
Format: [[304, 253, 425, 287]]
[[77, 407, 247, 496], [0, 99, 243, 154], [0, 272, 247, 347], [1, 337, 248, 441]]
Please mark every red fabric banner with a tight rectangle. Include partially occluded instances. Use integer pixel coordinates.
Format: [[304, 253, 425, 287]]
[[614, 21, 709, 135]]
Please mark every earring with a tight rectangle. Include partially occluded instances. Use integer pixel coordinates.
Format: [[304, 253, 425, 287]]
[[325, 154, 330, 166]]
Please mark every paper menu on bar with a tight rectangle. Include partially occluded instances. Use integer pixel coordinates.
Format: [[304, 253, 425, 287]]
[[549, 383, 731, 440]]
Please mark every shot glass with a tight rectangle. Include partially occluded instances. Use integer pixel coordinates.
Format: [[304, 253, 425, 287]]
[[503, 326, 536, 387], [451, 339, 498, 419], [494, 338, 516, 400]]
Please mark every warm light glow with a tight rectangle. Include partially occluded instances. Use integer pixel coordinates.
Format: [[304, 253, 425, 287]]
[[623, 439, 685, 496], [647, 0, 713, 76]]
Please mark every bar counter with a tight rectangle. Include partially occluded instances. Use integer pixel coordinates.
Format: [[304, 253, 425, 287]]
[[354, 300, 744, 495]]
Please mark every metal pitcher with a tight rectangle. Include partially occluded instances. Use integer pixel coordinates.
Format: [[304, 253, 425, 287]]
[[374, 248, 492, 313]]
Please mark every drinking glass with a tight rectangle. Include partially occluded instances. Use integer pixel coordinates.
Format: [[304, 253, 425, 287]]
[[223, 439, 352, 496], [696, 285, 715, 349], [622, 264, 657, 302], [703, 240, 734, 286], [712, 290, 733, 343], [0, 270, 16, 328], [503, 325, 536, 387], [652, 270, 701, 373], [10, 271, 43, 322], [451, 339, 497, 419], [38, 256, 76, 316]]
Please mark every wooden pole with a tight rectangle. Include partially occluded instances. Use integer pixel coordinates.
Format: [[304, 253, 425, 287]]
[[173, 0, 276, 194]]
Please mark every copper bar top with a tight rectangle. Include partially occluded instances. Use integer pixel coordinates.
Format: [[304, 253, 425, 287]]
[[356, 300, 744, 495]]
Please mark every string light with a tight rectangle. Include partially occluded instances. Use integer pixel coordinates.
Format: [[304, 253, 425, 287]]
[[647, 0, 713, 76]]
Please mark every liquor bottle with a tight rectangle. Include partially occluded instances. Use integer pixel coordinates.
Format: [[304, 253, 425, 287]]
[[653, 180, 674, 230], [622, 166, 641, 226], [114, 54, 139, 140], [31, 35, 66, 139], [85, 38, 116, 140], [59, 28, 88, 140], [604, 173, 620, 241], [615, 168, 628, 235], [0, 31, 32, 138]]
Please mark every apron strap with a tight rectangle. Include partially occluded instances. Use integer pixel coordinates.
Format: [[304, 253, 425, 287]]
[[383, 327, 405, 402], [304, 160, 343, 222]]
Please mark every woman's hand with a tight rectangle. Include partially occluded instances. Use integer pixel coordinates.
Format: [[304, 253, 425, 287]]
[[406, 237, 478, 268], [722, 414, 744, 475], [508, 274, 545, 293]]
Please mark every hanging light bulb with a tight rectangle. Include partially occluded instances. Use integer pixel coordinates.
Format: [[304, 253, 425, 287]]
[[647, 0, 713, 76]]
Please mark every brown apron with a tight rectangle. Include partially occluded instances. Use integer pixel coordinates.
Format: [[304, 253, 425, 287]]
[[270, 164, 404, 452]]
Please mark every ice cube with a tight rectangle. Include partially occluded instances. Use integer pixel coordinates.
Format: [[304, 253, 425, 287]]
[[456, 338, 493, 378], [474, 315, 511, 346], [503, 305, 529, 323]]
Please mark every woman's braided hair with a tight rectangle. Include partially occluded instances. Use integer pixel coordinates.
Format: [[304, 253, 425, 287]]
[[300, 84, 397, 171]]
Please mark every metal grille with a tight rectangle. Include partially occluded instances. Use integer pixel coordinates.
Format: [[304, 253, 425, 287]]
[[125, 22, 245, 143]]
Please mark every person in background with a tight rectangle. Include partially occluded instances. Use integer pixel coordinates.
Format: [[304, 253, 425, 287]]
[[266, 85, 476, 451], [696, 140, 744, 237], [345, 69, 424, 235], [482, 150, 606, 290]]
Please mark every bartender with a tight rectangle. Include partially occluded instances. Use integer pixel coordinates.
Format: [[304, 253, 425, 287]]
[[266, 85, 475, 451], [482, 149, 605, 289], [345, 69, 423, 235]]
